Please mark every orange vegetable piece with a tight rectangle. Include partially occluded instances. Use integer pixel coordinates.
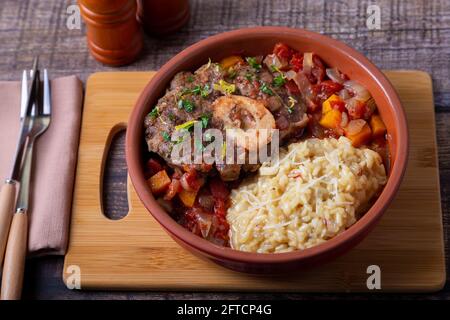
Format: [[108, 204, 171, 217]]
[[147, 170, 171, 194], [370, 114, 387, 137], [178, 189, 198, 208], [220, 55, 244, 70], [322, 94, 342, 114], [345, 123, 372, 147], [319, 109, 342, 129]]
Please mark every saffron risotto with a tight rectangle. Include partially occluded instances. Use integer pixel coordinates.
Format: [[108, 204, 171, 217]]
[[227, 137, 387, 253]]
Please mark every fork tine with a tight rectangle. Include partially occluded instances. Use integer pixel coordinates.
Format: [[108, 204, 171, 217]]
[[43, 69, 51, 115], [20, 70, 28, 119], [29, 70, 37, 117]]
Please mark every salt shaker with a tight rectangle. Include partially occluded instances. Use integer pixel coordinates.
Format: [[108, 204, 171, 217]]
[[78, 0, 143, 66], [137, 0, 190, 36]]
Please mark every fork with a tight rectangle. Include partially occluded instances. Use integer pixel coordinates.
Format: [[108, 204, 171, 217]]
[[1, 69, 51, 300]]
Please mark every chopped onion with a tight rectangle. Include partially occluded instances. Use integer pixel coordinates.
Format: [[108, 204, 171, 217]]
[[302, 52, 313, 75], [196, 212, 213, 238], [346, 119, 367, 135], [198, 194, 214, 211], [263, 53, 284, 70], [293, 72, 311, 93], [285, 70, 297, 80], [340, 112, 349, 127], [344, 80, 371, 102], [180, 174, 194, 191], [293, 71, 316, 109], [293, 72, 313, 99], [326, 68, 344, 84], [338, 88, 351, 100], [365, 98, 377, 117]]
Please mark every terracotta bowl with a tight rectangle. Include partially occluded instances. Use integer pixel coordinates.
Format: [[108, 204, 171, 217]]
[[126, 27, 409, 273]]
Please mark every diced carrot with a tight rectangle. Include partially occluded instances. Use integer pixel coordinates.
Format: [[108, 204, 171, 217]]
[[178, 189, 198, 208], [345, 123, 372, 147], [319, 109, 342, 129], [322, 94, 342, 114], [330, 100, 346, 112], [164, 179, 182, 201], [219, 55, 244, 70], [370, 114, 387, 138], [147, 170, 171, 194]]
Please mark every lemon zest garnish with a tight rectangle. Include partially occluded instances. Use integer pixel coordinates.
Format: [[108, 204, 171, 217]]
[[175, 120, 197, 131], [213, 80, 236, 94]]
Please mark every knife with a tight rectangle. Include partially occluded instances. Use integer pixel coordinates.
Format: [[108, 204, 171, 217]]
[[0, 57, 39, 267]]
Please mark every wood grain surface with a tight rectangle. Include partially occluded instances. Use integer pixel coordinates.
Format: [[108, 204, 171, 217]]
[[0, 0, 448, 299], [63, 70, 445, 293]]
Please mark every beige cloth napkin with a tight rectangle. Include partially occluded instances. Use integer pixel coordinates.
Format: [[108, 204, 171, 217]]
[[0, 76, 83, 256]]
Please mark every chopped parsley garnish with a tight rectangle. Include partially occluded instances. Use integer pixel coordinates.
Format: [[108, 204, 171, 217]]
[[185, 84, 210, 98], [148, 107, 159, 119], [191, 85, 201, 95], [200, 84, 210, 98], [245, 73, 254, 81], [178, 99, 195, 112], [200, 114, 210, 128], [260, 82, 274, 96], [272, 75, 286, 87], [180, 87, 191, 96], [245, 57, 261, 70], [162, 131, 171, 142], [168, 112, 176, 121], [187, 75, 194, 83]]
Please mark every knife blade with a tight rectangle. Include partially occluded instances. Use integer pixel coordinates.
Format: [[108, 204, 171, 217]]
[[8, 57, 39, 182]]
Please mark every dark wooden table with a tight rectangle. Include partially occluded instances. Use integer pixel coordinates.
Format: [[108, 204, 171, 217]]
[[0, 0, 449, 299]]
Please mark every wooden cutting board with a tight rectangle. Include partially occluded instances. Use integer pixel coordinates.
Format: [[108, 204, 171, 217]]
[[63, 71, 445, 292]]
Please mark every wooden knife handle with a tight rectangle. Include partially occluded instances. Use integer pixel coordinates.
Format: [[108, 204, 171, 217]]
[[1, 210, 27, 300], [0, 181, 16, 267]]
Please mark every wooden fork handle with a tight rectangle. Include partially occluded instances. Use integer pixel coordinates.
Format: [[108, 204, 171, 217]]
[[1, 210, 27, 300], [0, 181, 16, 267]]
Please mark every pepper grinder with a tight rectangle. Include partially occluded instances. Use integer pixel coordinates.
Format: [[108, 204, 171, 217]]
[[137, 0, 190, 36], [78, 0, 143, 66]]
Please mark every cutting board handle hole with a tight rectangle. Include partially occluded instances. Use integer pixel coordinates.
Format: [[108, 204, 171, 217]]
[[101, 125, 129, 220]]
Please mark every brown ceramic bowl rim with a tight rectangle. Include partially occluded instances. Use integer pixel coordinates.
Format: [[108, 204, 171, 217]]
[[126, 27, 409, 265]]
